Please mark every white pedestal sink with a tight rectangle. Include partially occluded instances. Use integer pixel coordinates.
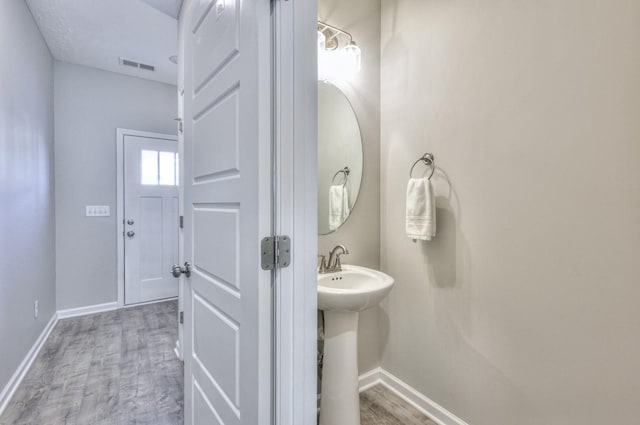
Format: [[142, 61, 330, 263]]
[[318, 265, 394, 425]]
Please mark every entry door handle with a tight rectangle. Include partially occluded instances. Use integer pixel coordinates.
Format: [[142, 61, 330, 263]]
[[171, 262, 191, 278], [126, 231, 135, 238]]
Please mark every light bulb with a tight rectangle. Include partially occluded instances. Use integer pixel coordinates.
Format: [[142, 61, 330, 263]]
[[317, 31, 326, 52], [342, 42, 361, 76], [317, 33, 362, 82]]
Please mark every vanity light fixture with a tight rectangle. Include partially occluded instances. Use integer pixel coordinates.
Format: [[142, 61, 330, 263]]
[[317, 21, 362, 82], [318, 30, 327, 52]]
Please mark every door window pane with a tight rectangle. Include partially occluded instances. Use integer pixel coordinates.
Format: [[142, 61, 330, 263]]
[[175, 153, 179, 185], [141, 149, 178, 186], [141, 150, 159, 185], [159, 151, 177, 185]]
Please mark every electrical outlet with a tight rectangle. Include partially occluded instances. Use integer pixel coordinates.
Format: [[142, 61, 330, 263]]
[[34, 300, 38, 319]]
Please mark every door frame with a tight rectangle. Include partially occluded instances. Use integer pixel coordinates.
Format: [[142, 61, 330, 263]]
[[271, 0, 318, 423], [115, 128, 179, 308]]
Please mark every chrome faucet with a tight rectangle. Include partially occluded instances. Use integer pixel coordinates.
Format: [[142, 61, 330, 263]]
[[319, 245, 349, 274], [318, 255, 329, 274]]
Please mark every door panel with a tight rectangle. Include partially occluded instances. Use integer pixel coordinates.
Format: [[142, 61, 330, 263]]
[[193, 293, 239, 406], [124, 135, 179, 305], [193, 91, 240, 178], [192, 0, 240, 92], [140, 197, 163, 279], [194, 381, 225, 424], [182, 0, 272, 424], [193, 208, 239, 288]]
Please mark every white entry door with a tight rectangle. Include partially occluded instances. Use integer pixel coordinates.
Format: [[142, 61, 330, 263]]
[[181, 0, 272, 423], [124, 134, 179, 305]]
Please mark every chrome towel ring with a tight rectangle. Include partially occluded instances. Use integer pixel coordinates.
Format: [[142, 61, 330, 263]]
[[332, 167, 350, 186], [409, 153, 435, 180]]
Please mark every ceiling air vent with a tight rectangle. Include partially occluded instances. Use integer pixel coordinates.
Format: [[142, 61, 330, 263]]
[[119, 57, 155, 72], [139, 63, 155, 71]]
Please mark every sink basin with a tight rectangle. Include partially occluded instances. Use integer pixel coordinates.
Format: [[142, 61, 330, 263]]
[[318, 265, 394, 425], [318, 265, 394, 312]]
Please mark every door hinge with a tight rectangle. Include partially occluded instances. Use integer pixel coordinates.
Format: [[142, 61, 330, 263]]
[[179, 215, 184, 229], [261, 235, 291, 270], [179, 311, 184, 324]]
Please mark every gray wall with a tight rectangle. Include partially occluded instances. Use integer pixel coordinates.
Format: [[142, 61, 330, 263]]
[[0, 0, 56, 393], [380, 0, 640, 424], [54, 62, 177, 310], [318, 0, 381, 374]]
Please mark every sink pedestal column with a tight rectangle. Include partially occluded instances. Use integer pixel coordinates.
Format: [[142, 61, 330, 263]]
[[319, 310, 360, 425]]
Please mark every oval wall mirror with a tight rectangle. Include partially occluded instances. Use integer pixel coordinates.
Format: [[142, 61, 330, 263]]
[[318, 81, 363, 235]]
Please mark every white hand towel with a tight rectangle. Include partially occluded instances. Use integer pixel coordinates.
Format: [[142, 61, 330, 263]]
[[329, 185, 350, 231], [406, 177, 436, 241]]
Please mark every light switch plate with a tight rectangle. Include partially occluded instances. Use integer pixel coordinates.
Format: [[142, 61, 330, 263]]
[[86, 205, 110, 217]]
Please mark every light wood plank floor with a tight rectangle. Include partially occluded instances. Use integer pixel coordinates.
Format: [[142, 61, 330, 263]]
[[0, 300, 183, 425], [360, 385, 438, 425]]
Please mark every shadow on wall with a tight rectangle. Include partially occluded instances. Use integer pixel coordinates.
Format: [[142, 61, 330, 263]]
[[379, 166, 472, 351], [380, 165, 530, 421], [422, 168, 464, 290]]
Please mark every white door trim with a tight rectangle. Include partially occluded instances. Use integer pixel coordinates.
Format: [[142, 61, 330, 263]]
[[272, 0, 318, 423], [116, 128, 178, 308]]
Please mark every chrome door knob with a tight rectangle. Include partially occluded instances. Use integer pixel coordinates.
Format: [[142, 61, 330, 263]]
[[127, 219, 134, 225], [126, 231, 135, 238], [171, 265, 181, 278], [171, 262, 191, 278]]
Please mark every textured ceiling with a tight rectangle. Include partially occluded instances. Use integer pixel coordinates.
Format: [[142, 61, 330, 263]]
[[25, 0, 179, 85]]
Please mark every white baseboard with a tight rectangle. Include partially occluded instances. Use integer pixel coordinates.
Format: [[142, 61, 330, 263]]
[[57, 301, 118, 319], [358, 367, 382, 392], [0, 312, 58, 417], [358, 367, 469, 425], [121, 297, 178, 310]]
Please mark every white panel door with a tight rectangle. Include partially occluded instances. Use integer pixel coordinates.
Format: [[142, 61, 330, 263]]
[[182, 0, 272, 424], [124, 135, 179, 305]]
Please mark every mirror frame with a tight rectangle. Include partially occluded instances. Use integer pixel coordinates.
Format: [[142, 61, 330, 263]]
[[317, 81, 364, 235]]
